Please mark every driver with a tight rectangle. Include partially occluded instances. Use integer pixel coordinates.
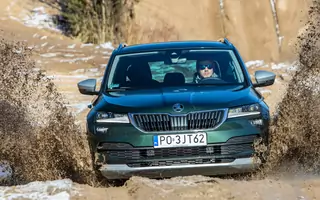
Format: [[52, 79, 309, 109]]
[[193, 59, 219, 83]]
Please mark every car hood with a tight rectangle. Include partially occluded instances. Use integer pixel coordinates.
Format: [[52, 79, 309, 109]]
[[95, 85, 260, 113]]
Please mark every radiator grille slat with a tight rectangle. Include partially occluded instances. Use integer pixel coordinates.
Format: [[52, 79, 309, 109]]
[[131, 110, 225, 132]]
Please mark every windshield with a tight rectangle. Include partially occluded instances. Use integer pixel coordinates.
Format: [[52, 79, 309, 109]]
[[106, 49, 247, 90]]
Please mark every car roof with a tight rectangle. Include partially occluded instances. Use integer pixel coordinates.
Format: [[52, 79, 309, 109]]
[[114, 39, 235, 54]]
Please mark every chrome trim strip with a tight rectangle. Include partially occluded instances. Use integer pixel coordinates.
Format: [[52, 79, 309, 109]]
[[128, 108, 228, 134], [99, 157, 259, 179], [227, 112, 261, 119]]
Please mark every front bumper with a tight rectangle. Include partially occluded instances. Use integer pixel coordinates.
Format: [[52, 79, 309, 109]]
[[99, 157, 259, 180]]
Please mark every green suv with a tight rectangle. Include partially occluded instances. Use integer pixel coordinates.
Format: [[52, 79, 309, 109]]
[[77, 38, 275, 180]]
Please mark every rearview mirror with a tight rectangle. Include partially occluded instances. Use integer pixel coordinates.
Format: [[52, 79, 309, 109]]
[[253, 70, 276, 88], [77, 79, 99, 95]]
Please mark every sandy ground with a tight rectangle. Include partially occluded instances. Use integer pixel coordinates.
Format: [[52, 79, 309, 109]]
[[0, 0, 319, 199], [2, 175, 320, 199]]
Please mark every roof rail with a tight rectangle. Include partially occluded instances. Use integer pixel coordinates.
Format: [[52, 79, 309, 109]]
[[217, 38, 232, 46], [116, 43, 128, 51]]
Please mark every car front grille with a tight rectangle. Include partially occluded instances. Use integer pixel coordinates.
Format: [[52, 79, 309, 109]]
[[129, 110, 226, 132]]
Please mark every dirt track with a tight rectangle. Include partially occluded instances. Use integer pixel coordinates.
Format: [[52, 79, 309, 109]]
[[0, 0, 320, 199], [3, 175, 320, 199], [70, 175, 320, 200]]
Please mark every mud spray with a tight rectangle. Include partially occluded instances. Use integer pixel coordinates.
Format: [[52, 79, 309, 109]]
[[0, 0, 319, 190], [254, 0, 320, 177], [0, 37, 98, 186]]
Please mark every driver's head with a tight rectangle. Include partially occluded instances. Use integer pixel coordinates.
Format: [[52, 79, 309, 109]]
[[196, 59, 216, 78]]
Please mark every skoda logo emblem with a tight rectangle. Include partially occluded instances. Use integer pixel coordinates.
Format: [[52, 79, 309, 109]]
[[172, 103, 184, 112]]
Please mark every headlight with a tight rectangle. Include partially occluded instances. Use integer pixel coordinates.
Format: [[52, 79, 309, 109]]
[[228, 103, 261, 118], [96, 112, 130, 123]]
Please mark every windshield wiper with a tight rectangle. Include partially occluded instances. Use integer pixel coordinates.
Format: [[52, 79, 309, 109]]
[[187, 83, 244, 86], [231, 85, 246, 91], [106, 86, 158, 91], [106, 87, 134, 92]]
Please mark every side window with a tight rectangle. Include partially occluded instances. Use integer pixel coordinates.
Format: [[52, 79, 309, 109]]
[[227, 61, 237, 81], [148, 61, 197, 83], [148, 61, 169, 82], [228, 53, 245, 83], [184, 61, 197, 83]]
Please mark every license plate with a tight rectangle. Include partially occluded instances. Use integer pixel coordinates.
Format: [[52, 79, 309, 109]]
[[153, 132, 207, 148]]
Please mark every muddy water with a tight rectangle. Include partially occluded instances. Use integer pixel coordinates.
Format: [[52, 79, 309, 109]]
[[0, 1, 320, 200]]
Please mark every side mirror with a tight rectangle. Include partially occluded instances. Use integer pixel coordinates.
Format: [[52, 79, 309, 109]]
[[253, 70, 276, 87], [77, 79, 99, 95]]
